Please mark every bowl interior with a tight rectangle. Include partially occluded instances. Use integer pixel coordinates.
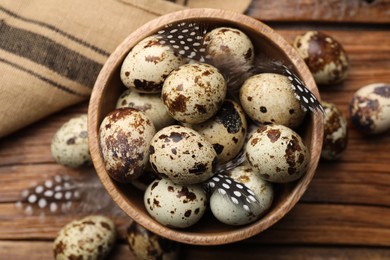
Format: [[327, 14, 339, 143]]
[[88, 8, 323, 245]]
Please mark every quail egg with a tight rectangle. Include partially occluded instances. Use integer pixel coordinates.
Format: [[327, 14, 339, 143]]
[[116, 89, 175, 130], [349, 83, 390, 135], [149, 125, 217, 185], [246, 124, 309, 183], [144, 178, 207, 228], [127, 221, 179, 260], [162, 63, 227, 124], [120, 35, 186, 93], [99, 108, 156, 183], [51, 114, 91, 168], [210, 166, 273, 225], [53, 215, 116, 260], [240, 73, 307, 128], [321, 101, 348, 160], [293, 31, 349, 85], [204, 27, 254, 67], [189, 99, 247, 163]]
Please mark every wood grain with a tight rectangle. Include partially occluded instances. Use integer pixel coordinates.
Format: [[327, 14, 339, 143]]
[[1, 241, 389, 260], [0, 1, 389, 258], [247, 0, 390, 23]]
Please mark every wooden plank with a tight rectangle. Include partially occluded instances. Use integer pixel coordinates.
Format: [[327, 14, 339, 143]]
[[0, 162, 389, 206], [0, 241, 135, 260], [1, 240, 389, 260], [247, 0, 390, 23], [184, 244, 390, 260], [0, 202, 389, 246]]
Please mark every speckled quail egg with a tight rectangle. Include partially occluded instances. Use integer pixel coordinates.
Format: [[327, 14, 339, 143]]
[[188, 99, 247, 163], [162, 63, 227, 124], [240, 73, 307, 128], [144, 178, 207, 228], [293, 31, 349, 85], [349, 83, 390, 135], [116, 88, 175, 130], [51, 114, 91, 168], [127, 222, 179, 260], [210, 166, 273, 226], [99, 108, 156, 183], [53, 215, 116, 260], [246, 124, 309, 183], [120, 35, 186, 93], [321, 101, 348, 160], [149, 125, 217, 185], [204, 27, 254, 67]]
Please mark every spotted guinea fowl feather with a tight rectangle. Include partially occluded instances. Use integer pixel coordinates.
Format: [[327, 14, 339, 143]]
[[16, 170, 125, 217], [204, 173, 260, 213], [156, 21, 324, 114]]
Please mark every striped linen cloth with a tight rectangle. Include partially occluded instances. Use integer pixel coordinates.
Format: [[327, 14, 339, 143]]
[[0, 0, 250, 138]]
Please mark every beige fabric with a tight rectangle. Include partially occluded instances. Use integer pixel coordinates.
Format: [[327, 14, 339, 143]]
[[0, 0, 251, 138]]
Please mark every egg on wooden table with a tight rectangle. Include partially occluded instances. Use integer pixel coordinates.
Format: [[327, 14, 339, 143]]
[[120, 35, 186, 93], [116, 88, 175, 130], [144, 178, 207, 228], [321, 101, 348, 160], [293, 31, 349, 85], [246, 124, 309, 183], [188, 99, 247, 164], [149, 125, 217, 185], [210, 166, 273, 225], [162, 63, 227, 124], [349, 83, 390, 135], [53, 215, 116, 260], [127, 222, 180, 260], [51, 114, 91, 168], [240, 73, 307, 128], [99, 108, 156, 183]]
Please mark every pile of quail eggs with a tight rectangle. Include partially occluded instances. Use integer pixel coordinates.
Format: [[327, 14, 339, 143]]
[[97, 24, 312, 229]]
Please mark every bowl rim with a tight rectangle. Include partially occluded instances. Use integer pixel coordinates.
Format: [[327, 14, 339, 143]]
[[88, 8, 323, 245]]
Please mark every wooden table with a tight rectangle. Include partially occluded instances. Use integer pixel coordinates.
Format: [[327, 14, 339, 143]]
[[1, 0, 389, 259]]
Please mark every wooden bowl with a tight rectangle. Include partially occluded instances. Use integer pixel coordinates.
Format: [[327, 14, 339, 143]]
[[88, 8, 323, 245]]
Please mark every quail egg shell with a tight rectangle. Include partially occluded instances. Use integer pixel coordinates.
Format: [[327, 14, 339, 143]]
[[293, 31, 349, 85], [349, 83, 390, 135], [204, 27, 254, 67], [144, 178, 207, 228], [321, 101, 348, 160], [210, 166, 273, 226], [240, 73, 307, 128], [53, 215, 116, 260], [188, 99, 247, 163], [127, 221, 180, 260], [116, 88, 175, 130], [99, 108, 156, 183], [162, 63, 227, 124], [120, 35, 186, 93], [51, 114, 91, 168], [149, 125, 217, 185], [246, 124, 309, 183]]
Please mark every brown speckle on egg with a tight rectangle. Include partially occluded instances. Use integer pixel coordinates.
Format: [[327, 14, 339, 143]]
[[162, 63, 227, 124], [321, 102, 348, 160], [149, 125, 217, 185], [144, 179, 207, 228], [246, 124, 309, 183], [120, 35, 185, 93], [293, 31, 349, 85], [53, 216, 116, 260], [349, 83, 390, 135], [51, 114, 91, 168], [99, 108, 156, 183]]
